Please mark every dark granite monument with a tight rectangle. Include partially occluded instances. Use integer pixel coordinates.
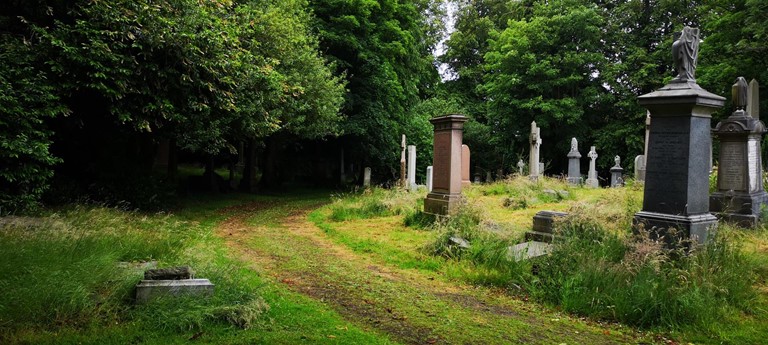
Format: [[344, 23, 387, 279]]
[[633, 27, 725, 244], [424, 115, 468, 215], [710, 77, 768, 226], [567, 138, 582, 185]]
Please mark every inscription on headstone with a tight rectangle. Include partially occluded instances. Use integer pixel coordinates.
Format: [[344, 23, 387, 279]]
[[718, 142, 746, 191]]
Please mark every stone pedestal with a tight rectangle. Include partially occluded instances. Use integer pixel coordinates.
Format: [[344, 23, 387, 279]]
[[710, 78, 768, 227], [424, 115, 468, 216], [633, 81, 725, 244]]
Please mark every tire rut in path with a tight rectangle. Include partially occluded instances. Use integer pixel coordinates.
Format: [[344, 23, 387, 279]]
[[216, 200, 632, 345]]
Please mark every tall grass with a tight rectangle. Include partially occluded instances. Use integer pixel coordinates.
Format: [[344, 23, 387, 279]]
[[328, 187, 425, 222], [422, 198, 762, 332], [0, 206, 268, 342], [471, 176, 575, 208]]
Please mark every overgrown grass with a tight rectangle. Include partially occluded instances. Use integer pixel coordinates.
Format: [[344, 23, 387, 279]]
[[0, 208, 187, 333], [470, 176, 575, 208], [412, 178, 766, 341], [328, 187, 426, 222], [0, 196, 396, 344]]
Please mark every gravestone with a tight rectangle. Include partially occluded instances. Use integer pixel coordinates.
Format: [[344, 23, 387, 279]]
[[610, 155, 624, 187], [710, 77, 768, 226], [637, 112, 651, 181], [461, 144, 471, 187], [486, 171, 492, 183], [586, 146, 599, 188], [517, 159, 525, 175], [633, 27, 725, 245], [538, 163, 545, 176], [363, 167, 371, 188], [525, 210, 568, 243], [749, 79, 760, 120], [529, 121, 542, 180], [634, 155, 645, 181], [424, 115, 468, 215], [407, 145, 417, 191], [400, 135, 407, 188], [473, 172, 481, 183], [426, 166, 433, 192], [567, 137, 582, 185], [497, 168, 505, 181]]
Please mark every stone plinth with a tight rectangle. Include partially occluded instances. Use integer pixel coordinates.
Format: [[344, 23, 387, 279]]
[[633, 81, 725, 244], [710, 79, 768, 226], [424, 115, 468, 216], [461, 144, 471, 187], [135, 279, 214, 304], [525, 210, 568, 243]]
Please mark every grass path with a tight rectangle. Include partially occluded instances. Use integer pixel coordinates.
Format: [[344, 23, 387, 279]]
[[215, 195, 641, 344]]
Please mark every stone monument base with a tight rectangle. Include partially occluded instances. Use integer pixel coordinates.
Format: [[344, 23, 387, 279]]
[[710, 191, 768, 227], [524, 210, 568, 243], [633, 211, 718, 245], [424, 192, 462, 216], [135, 279, 214, 304]]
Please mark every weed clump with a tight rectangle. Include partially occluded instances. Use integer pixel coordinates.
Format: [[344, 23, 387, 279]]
[[532, 216, 759, 329]]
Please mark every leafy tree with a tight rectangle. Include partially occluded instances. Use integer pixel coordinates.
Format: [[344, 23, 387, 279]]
[[482, 0, 607, 171], [0, 37, 68, 214], [310, 0, 444, 179], [0, 0, 345, 210]]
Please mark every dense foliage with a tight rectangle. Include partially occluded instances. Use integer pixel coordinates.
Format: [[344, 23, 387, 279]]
[[440, 0, 765, 174], [0, 0, 346, 212], [4, 0, 768, 210], [311, 0, 445, 179]]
